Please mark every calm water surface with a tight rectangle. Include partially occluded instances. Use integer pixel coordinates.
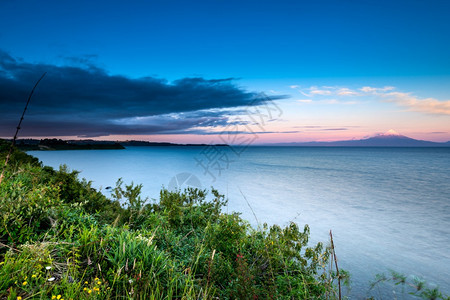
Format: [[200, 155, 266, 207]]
[[29, 146, 450, 298]]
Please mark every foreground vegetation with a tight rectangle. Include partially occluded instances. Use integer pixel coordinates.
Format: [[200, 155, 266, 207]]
[[0, 141, 341, 299]]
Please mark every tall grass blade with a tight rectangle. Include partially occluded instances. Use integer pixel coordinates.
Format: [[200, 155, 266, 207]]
[[0, 72, 46, 184]]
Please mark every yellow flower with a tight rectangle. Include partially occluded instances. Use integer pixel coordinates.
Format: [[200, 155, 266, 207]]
[[83, 287, 87, 291], [22, 281, 27, 286], [94, 277, 99, 281], [32, 274, 37, 278], [88, 289, 92, 294], [52, 296, 56, 299], [93, 287, 99, 292], [84, 281, 88, 284], [97, 281, 101, 285], [17, 297, 22, 300], [57, 295, 61, 300]]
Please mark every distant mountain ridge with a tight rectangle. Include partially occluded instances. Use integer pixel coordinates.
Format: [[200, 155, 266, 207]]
[[4, 131, 450, 149], [267, 130, 450, 147]]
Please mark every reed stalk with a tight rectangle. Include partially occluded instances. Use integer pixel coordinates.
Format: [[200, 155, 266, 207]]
[[0, 72, 46, 184], [330, 230, 341, 300]]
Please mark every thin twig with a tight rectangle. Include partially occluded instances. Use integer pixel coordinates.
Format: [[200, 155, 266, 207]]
[[0, 241, 21, 252], [238, 186, 260, 227], [330, 230, 341, 300], [0, 72, 46, 184]]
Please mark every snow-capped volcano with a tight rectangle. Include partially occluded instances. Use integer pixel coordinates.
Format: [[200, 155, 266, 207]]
[[382, 129, 402, 136], [268, 129, 450, 147], [372, 129, 410, 140]]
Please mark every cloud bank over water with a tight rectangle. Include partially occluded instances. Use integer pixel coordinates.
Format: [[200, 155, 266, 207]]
[[0, 51, 286, 137]]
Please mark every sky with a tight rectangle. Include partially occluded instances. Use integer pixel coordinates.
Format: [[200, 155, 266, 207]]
[[0, 0, 449, 143]]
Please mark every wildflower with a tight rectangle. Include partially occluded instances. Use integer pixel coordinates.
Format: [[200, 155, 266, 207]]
[[57, 295, 61, 300], [52, 296, 56, 299], [83, 287, 87, 291], [48, 277, 55, 282], [97, 280, 101, 285], [45, 266, 52, 270], [93, 287, 100, 292], [88, 289, 92, 294], [32, 274, 37, 278], [84, 281, 88, 284], [17, 297, 22, 300], [94, 277, 99, 281], [22, 281, 27, 286]]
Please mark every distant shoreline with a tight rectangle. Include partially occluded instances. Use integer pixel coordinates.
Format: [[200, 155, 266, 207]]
[[7, 138, 229, 151], [3, 137, 450, 151]]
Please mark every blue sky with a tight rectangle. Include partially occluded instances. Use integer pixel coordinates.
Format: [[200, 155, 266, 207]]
[[1, 0, 449, 142]]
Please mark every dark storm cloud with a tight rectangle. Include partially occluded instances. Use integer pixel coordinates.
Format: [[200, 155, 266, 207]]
[[0, 51, 286, 137]]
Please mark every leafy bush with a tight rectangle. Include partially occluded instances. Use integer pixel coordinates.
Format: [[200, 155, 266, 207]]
[[0, 165, 62, 244], [0, 140, 40, 167]]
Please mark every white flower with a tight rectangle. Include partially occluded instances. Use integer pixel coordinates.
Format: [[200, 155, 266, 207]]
[[128, 279, 133, 284], [45, 266, 52, 270], [48, 277, 55, 282]]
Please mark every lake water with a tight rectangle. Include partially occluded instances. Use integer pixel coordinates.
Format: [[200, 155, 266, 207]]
[[29, 146, 450, 298]]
